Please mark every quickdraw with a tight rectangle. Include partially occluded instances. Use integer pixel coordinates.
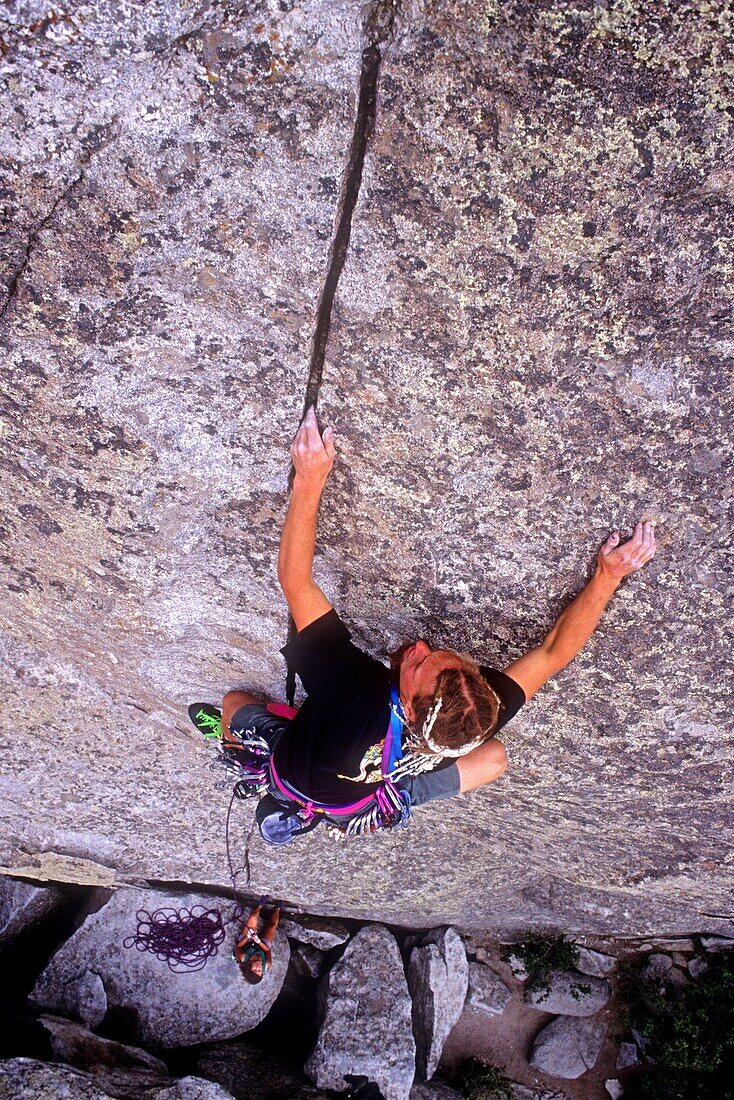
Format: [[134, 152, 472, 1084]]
[[209, 727, 271, 798]]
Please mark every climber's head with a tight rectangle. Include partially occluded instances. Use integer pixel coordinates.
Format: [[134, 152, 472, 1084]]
[[394, 642, 501, 755], [240, 944, 267, 984]]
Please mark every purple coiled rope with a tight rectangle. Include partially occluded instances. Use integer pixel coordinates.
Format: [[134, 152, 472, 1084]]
[[123, 905, 228, 973]]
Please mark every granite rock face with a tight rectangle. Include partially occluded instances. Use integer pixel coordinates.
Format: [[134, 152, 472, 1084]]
[[306, 924, 416, 1100], [30, 888, 290, 1048], [407, 926, 468, 1079], [0, 875, 64, 945], [1, 0, 733, 939]]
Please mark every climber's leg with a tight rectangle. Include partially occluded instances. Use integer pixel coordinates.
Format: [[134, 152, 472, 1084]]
[[222, 690, 261, 743]]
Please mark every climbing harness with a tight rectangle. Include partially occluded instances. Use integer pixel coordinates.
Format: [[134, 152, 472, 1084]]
[[219, 685, 413, 842]]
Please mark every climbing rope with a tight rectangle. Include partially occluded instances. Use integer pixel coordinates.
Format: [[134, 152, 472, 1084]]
[[124, 787, 249, 971], [123, 905, 227, 973]]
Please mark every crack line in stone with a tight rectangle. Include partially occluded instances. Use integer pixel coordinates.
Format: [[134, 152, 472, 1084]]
[[301, 0, 397, 415], [0, 119, 120, 320]]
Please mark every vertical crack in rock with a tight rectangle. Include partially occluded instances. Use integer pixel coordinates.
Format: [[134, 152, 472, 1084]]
[[0, 177, 82, 320], [302, 0, 397, 413], [0, 120, 120, 320]]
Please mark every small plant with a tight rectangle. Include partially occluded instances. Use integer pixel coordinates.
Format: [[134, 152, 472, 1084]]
[[501, 931, 588, 1001], [447, 1058, 513, 1099], [621, 953, 734, 1100]]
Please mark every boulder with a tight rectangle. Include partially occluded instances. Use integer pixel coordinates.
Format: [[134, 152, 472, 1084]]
[[574, 947, 616, 978], [40, 1014, 168, 1081], [688, 956, 709, 979], [466, 961, 513, 1018], [306, 924, 415, 1100], [153, 1081, 235, 1100], [631, 1027, 655, 1063], [526, 970, 610, 1016], [0, 876, 64, 945], [279, 916, 350, 952], [641, 954, 673, 981], [616, 1041, 641, 1070], [291, 942, 324, 979], [30, 888, 289, 1048], [407, 927, 468, 1079], [700, 936, 734, 953], [0, 1058, 233, 1099], [39, 969, 109, 1030], [604, 1082, 623, 1100], [529, 1014, 607, 1078], [193, 1041, 331, 1100]]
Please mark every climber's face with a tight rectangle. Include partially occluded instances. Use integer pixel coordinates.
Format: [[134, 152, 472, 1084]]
[[398, 642, 463, 721]]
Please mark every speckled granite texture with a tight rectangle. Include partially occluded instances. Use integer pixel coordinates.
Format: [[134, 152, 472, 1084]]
[[1, 0, 732, 935]]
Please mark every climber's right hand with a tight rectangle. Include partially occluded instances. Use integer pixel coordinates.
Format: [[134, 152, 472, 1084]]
[[291, 406, 336, 490]]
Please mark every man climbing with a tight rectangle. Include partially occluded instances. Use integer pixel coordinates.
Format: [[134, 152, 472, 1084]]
[[192, 408, 656, 842]]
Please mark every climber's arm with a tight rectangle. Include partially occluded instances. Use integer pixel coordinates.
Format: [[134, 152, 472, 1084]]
[[278, 407, 336, 632], [503, 520, 657, 701], [453, 522, 656, 794], [456, 736, 508, 794], [260, 907, 280, 945]]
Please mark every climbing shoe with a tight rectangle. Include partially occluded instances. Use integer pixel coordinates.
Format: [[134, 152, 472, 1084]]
[[188, 703, 222, 741]]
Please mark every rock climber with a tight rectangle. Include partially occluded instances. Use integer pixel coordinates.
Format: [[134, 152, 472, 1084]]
[[234, 900, 281, 984], [191, 408, 656, 842]]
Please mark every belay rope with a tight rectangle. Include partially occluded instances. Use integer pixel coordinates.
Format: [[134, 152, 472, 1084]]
[[123, 905, 227, 973], [123, 784, 251, 972], [124, 689, 412, 969]]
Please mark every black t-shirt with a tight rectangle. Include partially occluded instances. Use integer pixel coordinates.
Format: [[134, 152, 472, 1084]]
[[274, 609, 525, 804]]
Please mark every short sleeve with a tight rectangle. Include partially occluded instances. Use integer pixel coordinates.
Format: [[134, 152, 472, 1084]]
[[397, 761, 460, 807], [478, 666, 526, 734], [281, 609, 388, 701]]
